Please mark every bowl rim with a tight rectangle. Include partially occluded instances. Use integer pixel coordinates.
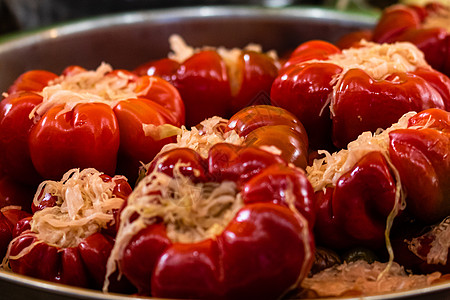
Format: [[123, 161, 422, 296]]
[[0, 268, 449, 300], [0, 5, 378, 51]]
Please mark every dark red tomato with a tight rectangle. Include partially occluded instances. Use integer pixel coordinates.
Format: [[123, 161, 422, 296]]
[[271, 40, 448, 149], [0, 207, 31, 258], [7, 169, 134, 292], [134, 45, 279, 127], [389, 108, 450, 224], [314, 151, 397, 250], [339, 3, 450, 77], [115, 144, 315, 298]]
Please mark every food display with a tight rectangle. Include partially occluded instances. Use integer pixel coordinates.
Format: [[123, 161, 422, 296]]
[[0, 4, 449, 300]]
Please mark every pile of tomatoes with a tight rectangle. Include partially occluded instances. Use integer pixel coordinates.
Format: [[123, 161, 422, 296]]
[[0, 2, 449, 299]]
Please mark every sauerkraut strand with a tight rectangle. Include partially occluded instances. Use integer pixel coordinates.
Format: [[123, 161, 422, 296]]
[[2, 168, 127, 270], [32, 168, 125, 248], [29, 62, 139, 122], [168, 34, 279, 65], [104, 163, 243, 292], [158, 116, 244, 158], [327, 40, 429, 82], [306, 111, 416, 279], [300, 260, 443, 298]]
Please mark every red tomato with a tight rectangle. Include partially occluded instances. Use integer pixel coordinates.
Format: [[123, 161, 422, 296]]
[[115, 144, 315, 298], [0, 207, 31, 258], [389, 108, 450, 223], [134, 47, 279, 127], [314, 152, 397, 250], [339, 3, 450, 77], [271, 40, 448, 149], [0, 65, 185, 185], [227, 105, 309, 169], [7, 169, 134, 292]]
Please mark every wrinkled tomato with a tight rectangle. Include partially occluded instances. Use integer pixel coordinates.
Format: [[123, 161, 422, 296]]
[[111, 143, 315, 298], [309, 109, 449, 253], [0, 64, 184, 185], [134, 37, 279, 126], [6, 169, 133, 292], [337, 2, 450, 77], [271, 40, 449, 149]]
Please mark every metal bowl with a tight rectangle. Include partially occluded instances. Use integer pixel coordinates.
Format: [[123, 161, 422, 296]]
[[0, 6, 376, 92], [0, 5, 448, 300]]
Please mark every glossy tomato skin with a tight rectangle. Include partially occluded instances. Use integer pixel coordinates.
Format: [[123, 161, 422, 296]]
[[29, 103, 120, 180], [170, 50, 231, 127], [332, 69, 445, 148], [0, 67, 184, 185], [230, 51, 279, 113], [271, 40, 449, 149], [227, 105, 309, 169], [134, 49, 279, 127], [388, 108, 450, 224], [118, 144, 315, 298], [271, 62, 342, 150], [314, 151, 397, 250], [0, 92, 46, 185], [242, 163, 316, 225], [8, 174, 134, 292], [341, 3, 450, 77], [7, 70, 58, 94]]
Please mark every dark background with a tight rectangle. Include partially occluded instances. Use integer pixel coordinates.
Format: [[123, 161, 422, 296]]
[[0, 0, 396, 35]]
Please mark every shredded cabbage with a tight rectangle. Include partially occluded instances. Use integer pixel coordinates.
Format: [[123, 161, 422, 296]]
[[300, 260, 443, 298], [29, 63, 139, 122], [30, 168, 125, 248], [326, 40, 429, 82], [408, 216, 450, 265], [159, 116, 244, 158], [104, 163, 243, 291], [306, 111, 420, 279]]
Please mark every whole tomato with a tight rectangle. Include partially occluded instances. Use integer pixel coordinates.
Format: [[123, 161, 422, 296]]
[[337, 3, 450, 77], [307, 109, 450, 253], [271, 40, 449, 149], [108, 144, 315, 298], [134, 35, 279, 127], [313, 152, 397, 250], [372, 3, 450, 77], [0, 63, 184, 185], [6, 168, 133, 292], [388, 108, 450, 224], [226, 105, 309, 169]]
